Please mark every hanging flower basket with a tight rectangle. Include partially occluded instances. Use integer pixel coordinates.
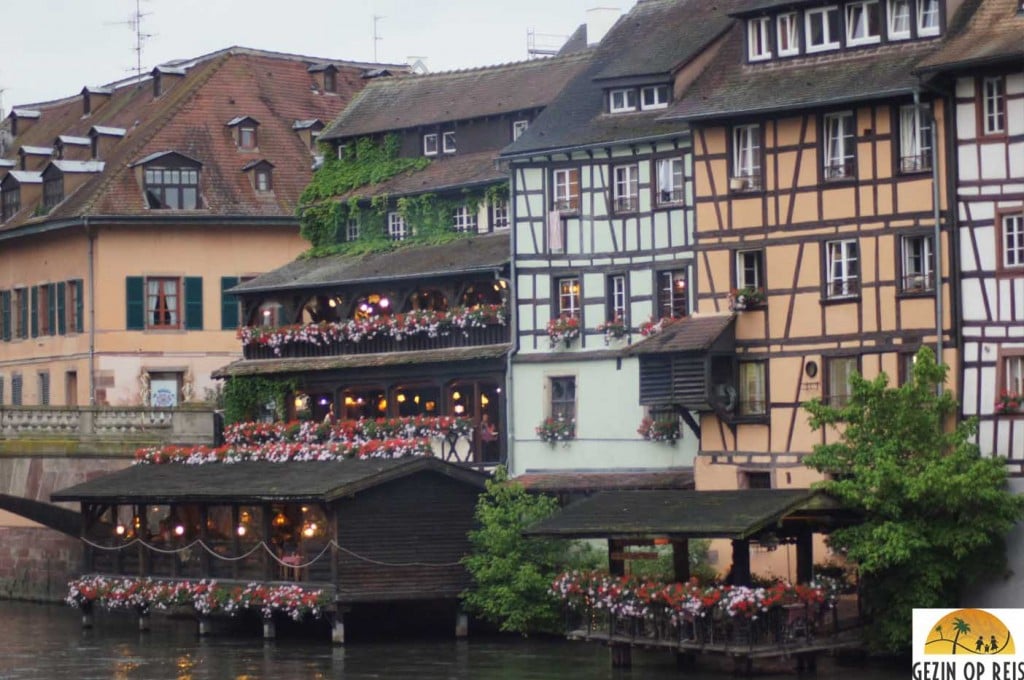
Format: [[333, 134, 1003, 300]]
[[536, 416, 575, 444], [637, 416, 680, 443], [596, 316, 629, 344], [729, 287, 766, 312], [547, 316, 581, 348]]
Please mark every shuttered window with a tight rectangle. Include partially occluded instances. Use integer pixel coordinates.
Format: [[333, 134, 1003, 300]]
[[221, 276, 240, 330]]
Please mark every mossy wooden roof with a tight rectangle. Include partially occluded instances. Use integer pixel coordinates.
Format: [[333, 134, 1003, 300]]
[[524, 489, 848, 540], [51, 457, 487, 505]]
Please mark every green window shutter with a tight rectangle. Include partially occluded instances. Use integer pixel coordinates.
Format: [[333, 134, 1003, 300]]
[[1, 291, 10, 341], [74, 279, 84, 333], [47, 283, 57, 336], [220, 276, 240, 330], [30, 286, 38, 338], [184, 276, 203, 330], [126, 276, 145, 330], [56, 282, 67, 335], [18, 290, 28, 338]]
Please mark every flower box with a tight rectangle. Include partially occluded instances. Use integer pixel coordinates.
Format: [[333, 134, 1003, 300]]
[[996, 391, 1022, 415], [729, 287, 766, 311], [546, 316, 581, 348], [637, 416, 680, 443], [536, 416, 575, 444], [596, 316, 629, 345]]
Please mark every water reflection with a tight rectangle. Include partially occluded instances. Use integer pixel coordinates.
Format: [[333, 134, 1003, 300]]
[[0, 602, 903, 679]]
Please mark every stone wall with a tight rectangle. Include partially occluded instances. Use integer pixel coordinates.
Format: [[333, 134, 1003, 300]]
[[0, 527, 80, 602]]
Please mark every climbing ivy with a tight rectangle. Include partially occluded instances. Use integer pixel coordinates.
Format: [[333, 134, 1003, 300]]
[[222, 377, 296, 425], [297, 135, 504, 259]]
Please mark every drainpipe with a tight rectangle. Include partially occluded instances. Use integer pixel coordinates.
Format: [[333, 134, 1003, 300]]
[[504, 171, 518, 473], [85, 216, 96, 405]]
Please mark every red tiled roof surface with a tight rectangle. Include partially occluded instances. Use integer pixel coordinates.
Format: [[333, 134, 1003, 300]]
[[917, 0, 1024, 71], [515, 470, 695, 493], [334, 150, 504, 202], [626, 314, 736, 355], [0, 47, 405, 231]]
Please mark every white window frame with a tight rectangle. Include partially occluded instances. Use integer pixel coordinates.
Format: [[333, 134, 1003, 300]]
[[732, 124, 761, 190], [640, 85, 670, 111], [983, 76, 1006, 136], [917, 0, 940, 36], [388, 212, 408, 241], [1004, 214, 1024, 269], [827, 356, 858, 407], [777, 12, 800, 56], [423, 133, 438, 156], [491, 200, 510, 230], [899, 103, 932, 173], [557, 277, 581, 319], [442, 131, 456, 154], [901, 234, 934, 292], [887, 0, 910, 40], [825, 239, 860, 298], [452, 205, 477, 233], [609, 88, 637, 113], [823, 111, 856, 180], [346, 217, 360, 242], [805, 6, 840, 52], [512, 120, 529, 141], [738, 361, 767, 416], [747, 17, 772, 61], [1005, 356, 1024, 394], [736, 249, 764, 290], [657, 270, 688, 319], [608, 274, 627, 322], [613, 164, 639, 212], [553, 168, 580, 212], [846, 0, 881, 46], [656, 157, 684, 206]]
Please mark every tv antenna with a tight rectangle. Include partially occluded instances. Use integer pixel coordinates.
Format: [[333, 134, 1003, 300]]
[[373, 15, 384, 62], [107, 0, 155, 83]]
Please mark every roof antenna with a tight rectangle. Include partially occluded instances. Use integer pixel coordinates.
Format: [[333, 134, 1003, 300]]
[[107, 0, 155, 83], [373, 15, 384, 62]]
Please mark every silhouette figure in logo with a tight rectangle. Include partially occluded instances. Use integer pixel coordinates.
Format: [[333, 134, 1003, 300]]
[[976, 636, 984, 652], [991, 635, 999, 654]]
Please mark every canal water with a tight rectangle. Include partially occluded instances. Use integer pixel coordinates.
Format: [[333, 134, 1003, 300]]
[[0, 601, 905, 679]]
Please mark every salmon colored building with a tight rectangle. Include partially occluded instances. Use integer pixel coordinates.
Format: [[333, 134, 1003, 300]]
[[0, 48, 403, 407]]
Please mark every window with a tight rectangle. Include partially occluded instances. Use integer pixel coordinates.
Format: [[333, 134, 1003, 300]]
[[613, 164, 639, 212], [888, 0, 910, 39], [982, 77, 1006, 136], [144, 165, 200, 209], [43, 173, 64, 211], [255, 167, 272, 192], [323, 70, 336, 93], [607, 274, 627, 322], [823, 111, 855, 180], [901, 235, 934, 292], [917, 0, 940, 36], [827, 356, 858, 407], [549, 376, 576, 425], [0, 376, 3, 404], [1004, 355, 1024, 395], [67, 279, 83, 333], [11, 374, 22, 406], [238, 125, 257, 149], [1, 187, 19, 222], [656, 158, 684, 205], [738, 361, 767, 416], [825, 239, 859, 298], [805, 6, 840, 52], [388, 212, 409, 241], [748, 17, 772, 61], [452, 205, 477, 233], [557, 277, 581, 319], [777, 12, 800, 55], [37, 284, 53, 336], [346, 217, 360, 242], [732, 124, 761, 190], [609, 88, 637, 113], [736, 249, 765, 291], [640, 85, 670, 110], [1003, 214, 1024, 269], [146, 278, 180, 328], [513, 120, 529, 141], [14, 289, 27, 339], [846, 1, 881, 45], [742, 471, 772, 489], [423, 133, 439, 156], [38, 372, 49, 406], [899, 104, 932, 173], [553, 168, 580, 212], [657, 271, 688, 318], [491, 201, 510, 230], [443, 131, 456, 154]]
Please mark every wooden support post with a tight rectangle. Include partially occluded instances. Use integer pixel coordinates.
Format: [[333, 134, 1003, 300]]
[[81, 601, 94, 629], [137, 605, 150, 632], [610, 643, 632, 669], [730, 539, 751, 586], [197, 617, 212, 637], [608, 539, 625, 577], [263, 614, 276, 640], [672, 539, 690, 582], [331, 611, 346, 645], [796, 531, 814, 584], [455, 610, 468, 638]]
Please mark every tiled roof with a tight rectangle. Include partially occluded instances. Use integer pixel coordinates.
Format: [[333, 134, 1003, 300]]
[[0, 47, 404, 232], [917, 0, 1024, 71], [214, 344, 512, 378], [515, 470, 694, 493], [51, 457, 487, 504], [320, 52, 593, 141], [626, 314, 735, 355], [334, 151, 505, 203], [232, 231, 509, 293], [502, 0, 736, 156]]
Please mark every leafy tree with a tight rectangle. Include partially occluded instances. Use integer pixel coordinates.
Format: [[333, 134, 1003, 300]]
[[461, 467, 595, 635], [804, 347, 1024, 653]]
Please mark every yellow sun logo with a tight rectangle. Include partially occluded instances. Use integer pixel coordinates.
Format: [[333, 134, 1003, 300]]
[[925, 609, 1014, 655]]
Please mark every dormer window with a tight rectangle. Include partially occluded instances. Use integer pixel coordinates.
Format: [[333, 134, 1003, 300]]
[[805, 6, 840, 52], [424, 133, 439, 156], [442, 131, 456, 154], [243, 159, 274, 193], [324, 70, 337, 93], [42, 170, 64, 212], [1, 186, 20, 222], [513, 120, 530, 141], [846, 1, 881, 45], [256, 167, 272, 192], [748, 17, 772, 61], [777, 12, 800, 55], [917, 0, 940, 36], [888, 0, 911, 39], [227, 117, 259, 150], [135, 152, 202, 210], [308, 64, 339, 94], [640, 85, 670, 110], [609, 89, 637, 113]]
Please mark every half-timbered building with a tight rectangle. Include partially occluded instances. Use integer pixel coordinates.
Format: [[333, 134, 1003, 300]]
[[216, 55, 591, 468], [500, 0, 736, 476], [661, 0, 967, 492]]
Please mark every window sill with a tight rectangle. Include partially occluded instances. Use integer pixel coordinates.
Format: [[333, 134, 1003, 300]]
[[655, 200, 685, 210], [896, 288, 936, 299], [729, 414, 770, 425], [820, 295, 860, 306], [897, 168, 932, 177]]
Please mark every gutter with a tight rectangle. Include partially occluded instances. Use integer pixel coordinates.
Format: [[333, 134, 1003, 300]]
[[230, 262, 508, 296], [500, 130, 688, 164], [0, 214, 300, 243], [85, 216, 96, 405]]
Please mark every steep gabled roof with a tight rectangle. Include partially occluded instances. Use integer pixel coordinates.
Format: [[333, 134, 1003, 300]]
[[320, 52, 593, 141], [916, 0, 1024, 72], [0, 47, 407, 233]]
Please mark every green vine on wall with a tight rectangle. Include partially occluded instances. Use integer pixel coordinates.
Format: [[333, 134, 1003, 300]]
[[222, 377, 296, 425], [297, 135, 507, 259]]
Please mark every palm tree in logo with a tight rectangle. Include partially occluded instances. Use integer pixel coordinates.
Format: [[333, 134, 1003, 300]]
[[951, 617, 971, 654]]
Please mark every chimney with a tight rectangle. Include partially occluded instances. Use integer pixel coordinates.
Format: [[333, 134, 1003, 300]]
[[586, 6, 621, 46]]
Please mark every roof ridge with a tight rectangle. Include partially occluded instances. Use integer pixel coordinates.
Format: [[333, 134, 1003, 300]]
[[378, 51, 593, 82]]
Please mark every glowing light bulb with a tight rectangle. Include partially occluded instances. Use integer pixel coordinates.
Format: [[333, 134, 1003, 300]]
[[396, 393, 406, 403], [115, 524, 126, 536], [236, 525, 247, 537], [174, 525, 185, 537]]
